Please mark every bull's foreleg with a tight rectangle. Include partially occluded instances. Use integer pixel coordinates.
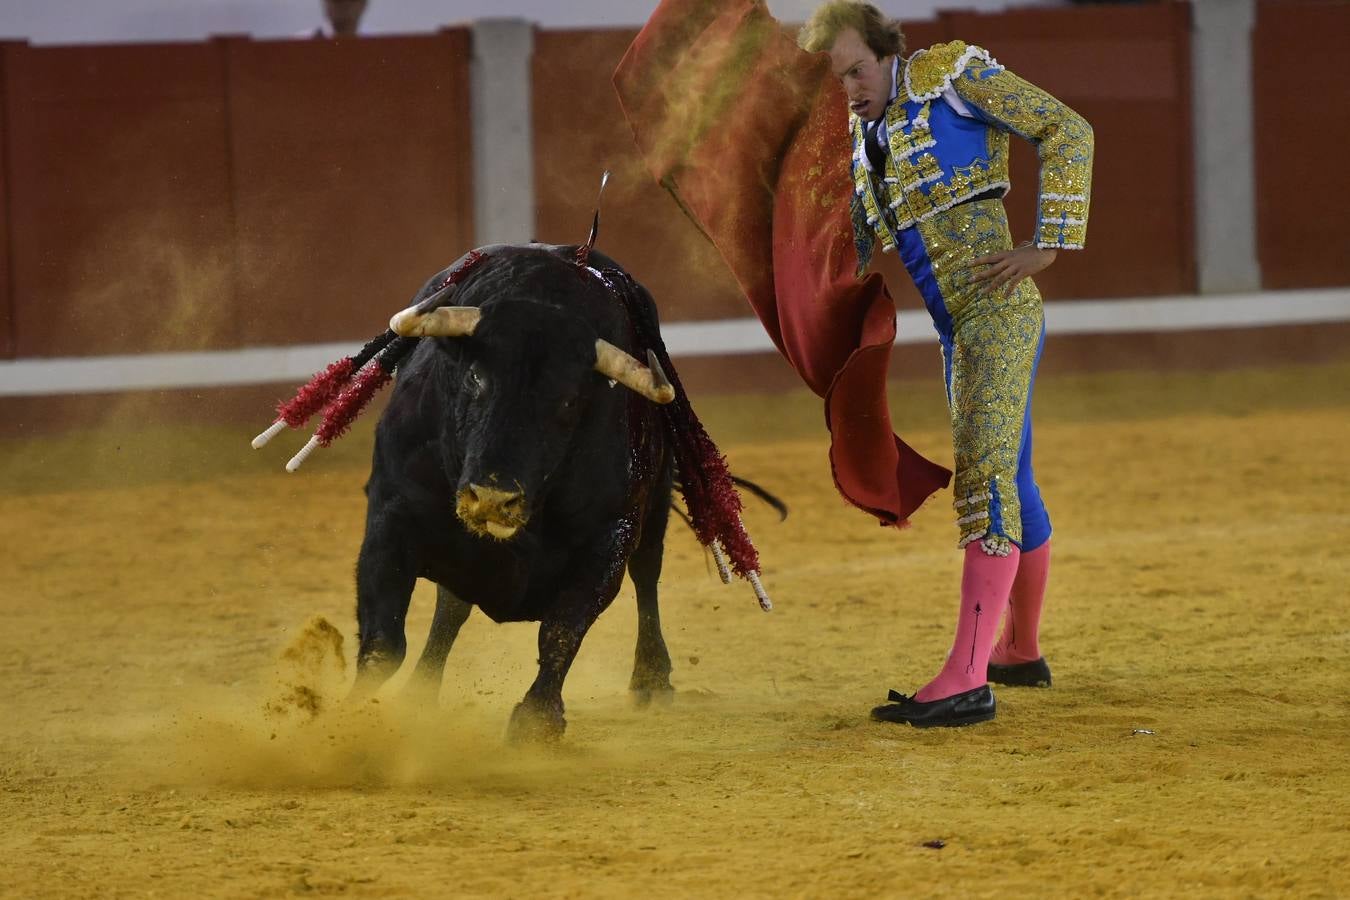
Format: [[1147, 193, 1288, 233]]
[[350, 532, 417, 701], [406, 585, 473, 703], [508, 567, 627, 743], [507, 616, 594, 743], [627, 468, 674, 704]]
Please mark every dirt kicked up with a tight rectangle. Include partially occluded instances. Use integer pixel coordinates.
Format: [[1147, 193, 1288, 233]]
[[2, 362, 1348, 898]]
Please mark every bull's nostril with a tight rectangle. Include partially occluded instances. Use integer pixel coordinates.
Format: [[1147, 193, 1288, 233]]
[[463, 484, 525, 519]]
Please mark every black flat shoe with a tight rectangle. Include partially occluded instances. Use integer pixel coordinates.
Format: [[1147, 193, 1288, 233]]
[[870, 684, 996, 728], [987, 657, 1052, 688]]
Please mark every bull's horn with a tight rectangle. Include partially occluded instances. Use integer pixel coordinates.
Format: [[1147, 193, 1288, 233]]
[[389, 305, 482, 338], [593, 341, 676, 404]]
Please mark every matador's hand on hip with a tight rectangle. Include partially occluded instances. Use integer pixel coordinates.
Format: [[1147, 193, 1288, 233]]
[[967, 243, 1058, 295]]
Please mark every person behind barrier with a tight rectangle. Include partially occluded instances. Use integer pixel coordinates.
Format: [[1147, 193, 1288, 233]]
[[312, 0, 368, 38]]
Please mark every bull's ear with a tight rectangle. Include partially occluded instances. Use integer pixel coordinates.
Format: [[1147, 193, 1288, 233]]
[[390, 306, 482, 338], [593, 340, 676, 404]]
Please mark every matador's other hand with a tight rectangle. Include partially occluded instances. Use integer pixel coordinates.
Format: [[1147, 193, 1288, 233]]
[[967, 244, 1057, 295]]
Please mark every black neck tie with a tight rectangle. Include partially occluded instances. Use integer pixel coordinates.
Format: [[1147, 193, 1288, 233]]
[[864, 120, 887, 173]]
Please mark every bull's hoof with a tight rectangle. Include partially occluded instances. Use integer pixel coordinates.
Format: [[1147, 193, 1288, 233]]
[[402, 670, 444, 708], [347, 645, 402, 703], [507, 697, 566, 744], [345, 670, 388, 704], [630, 687, 676, 709], [629, 670, 675, 708]]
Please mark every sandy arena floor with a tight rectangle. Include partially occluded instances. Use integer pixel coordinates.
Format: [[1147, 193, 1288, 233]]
[[2, 361, 1349, 898]]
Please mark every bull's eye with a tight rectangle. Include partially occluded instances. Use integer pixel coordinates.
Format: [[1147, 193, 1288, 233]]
[[465, 365, 486, 398], [558, 395, 583, 421]]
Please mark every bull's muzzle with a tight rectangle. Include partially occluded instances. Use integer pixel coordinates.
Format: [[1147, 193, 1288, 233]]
[[456, 483, 527, 541]]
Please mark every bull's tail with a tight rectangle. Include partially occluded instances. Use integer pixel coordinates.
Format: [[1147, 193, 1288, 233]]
[[672, 476, 787, 524], [728, 476, 788, 522]]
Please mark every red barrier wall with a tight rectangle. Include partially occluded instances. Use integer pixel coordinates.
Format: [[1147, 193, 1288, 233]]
[[227, 31, 474, 345], [0, 43, 14, 359], [532, 4, 1194, 326], [0, 31, 473, 361], [4, 5, 1331, 383], [4, 41, 235, 357], [934, 3, 1195, 299], [532, 28, 745, 323], [530, 24, 944, 322], [1254, 0, 1350, 289]]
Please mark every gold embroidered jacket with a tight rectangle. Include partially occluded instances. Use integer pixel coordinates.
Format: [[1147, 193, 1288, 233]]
[[849, 41, 1094, 268]]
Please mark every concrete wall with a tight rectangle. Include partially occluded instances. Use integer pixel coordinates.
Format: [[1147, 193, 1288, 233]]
[[1191, 0, 1259, 293]]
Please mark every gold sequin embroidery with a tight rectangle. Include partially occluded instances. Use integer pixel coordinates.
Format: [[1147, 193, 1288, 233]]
[[917, 200, 1043, 554], [847, 42, 1093, 260], [951, 64, 1094, 250]]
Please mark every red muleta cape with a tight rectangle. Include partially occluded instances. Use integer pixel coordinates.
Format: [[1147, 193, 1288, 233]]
[[614, 0, 951, 525]]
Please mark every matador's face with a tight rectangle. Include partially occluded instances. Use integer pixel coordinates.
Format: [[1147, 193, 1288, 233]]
[[828, 27, 893, 122]]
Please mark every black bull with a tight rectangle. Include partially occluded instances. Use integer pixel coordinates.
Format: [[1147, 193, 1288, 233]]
[[355, 243, 701, 741]]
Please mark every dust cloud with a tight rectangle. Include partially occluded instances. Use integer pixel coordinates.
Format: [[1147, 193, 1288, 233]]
[[136, 615, 639, 791]]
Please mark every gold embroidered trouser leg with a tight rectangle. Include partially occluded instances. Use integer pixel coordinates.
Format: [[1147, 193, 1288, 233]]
[[915, 199, 1044, 556]]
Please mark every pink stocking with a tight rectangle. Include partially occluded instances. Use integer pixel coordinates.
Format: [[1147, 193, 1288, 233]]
[[990, 540, 1051, 665], [915, 543, 1021, 702]]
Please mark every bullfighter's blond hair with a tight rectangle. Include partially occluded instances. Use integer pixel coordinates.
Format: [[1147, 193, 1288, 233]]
[[798, 1, 905, 59]]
